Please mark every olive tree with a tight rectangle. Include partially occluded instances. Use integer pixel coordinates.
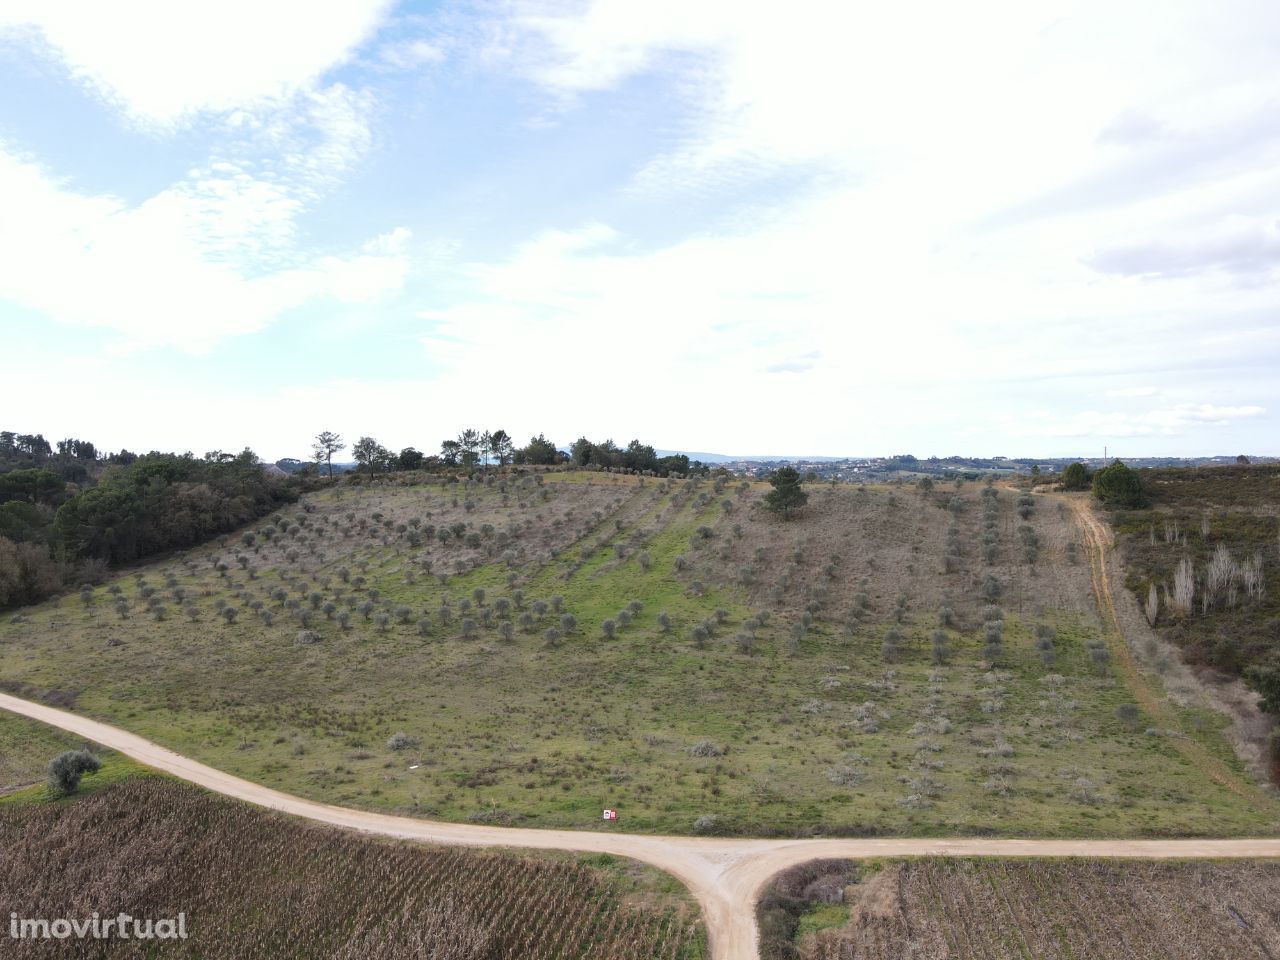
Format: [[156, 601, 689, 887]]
[[47, 750, 101, 796]]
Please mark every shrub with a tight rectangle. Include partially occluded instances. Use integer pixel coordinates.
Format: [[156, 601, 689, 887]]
[[687, 740, 724, 758], [47, 750, 100, 795], [386, 732, 419, 751], [881, 628, 903, 662], [826, 765, 867, 786], [1070, 777, 1101, 803], [931, 629, 952, 665]]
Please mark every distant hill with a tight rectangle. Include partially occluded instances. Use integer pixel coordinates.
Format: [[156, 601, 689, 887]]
[[653, 450, 736, 464]]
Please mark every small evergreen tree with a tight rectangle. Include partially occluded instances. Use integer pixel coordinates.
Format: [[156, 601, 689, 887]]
[[1061, 461, 1089, 490], [1092, 460, 1147, 507], [764, 466, 808, 519]]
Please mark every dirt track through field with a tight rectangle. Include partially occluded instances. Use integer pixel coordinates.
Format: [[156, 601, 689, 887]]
[[5, 692, 1280, 960], [1060, 493, 1269, 802]]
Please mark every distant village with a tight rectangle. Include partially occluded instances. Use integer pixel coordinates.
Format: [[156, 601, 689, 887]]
[[721, 453, 1275, 483], [273, 450, 1275, 482]]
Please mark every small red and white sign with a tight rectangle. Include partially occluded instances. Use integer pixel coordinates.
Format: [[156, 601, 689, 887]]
[[602, 808, 618, 821]]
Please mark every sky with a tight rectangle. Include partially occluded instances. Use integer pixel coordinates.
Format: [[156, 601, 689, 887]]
[[1, 1, 1278, 462]]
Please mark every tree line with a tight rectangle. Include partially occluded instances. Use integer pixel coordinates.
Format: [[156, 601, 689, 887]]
[[0, 432, 298, 609], [310, 431, 710, 478], [1051, 459, 1146, 508]]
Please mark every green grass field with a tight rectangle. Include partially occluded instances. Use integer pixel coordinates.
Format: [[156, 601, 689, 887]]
[[1, 472, 1274, 836], [0, 710, 138, 803]]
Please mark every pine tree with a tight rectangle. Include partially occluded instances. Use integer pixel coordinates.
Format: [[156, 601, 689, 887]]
[[764, 466, 808, 519]]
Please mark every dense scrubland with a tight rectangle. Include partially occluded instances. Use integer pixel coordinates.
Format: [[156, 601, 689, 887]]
[[0, 437, 299, 607], [1105, 465, 1280, 773], [759, 857, 1280, 960], [2, 468, 1272, 836], [0, 776, 703, 959]]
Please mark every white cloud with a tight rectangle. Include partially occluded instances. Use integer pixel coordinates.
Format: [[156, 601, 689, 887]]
[[377, 38, 447, 71], [0, 4, 411, 350], [496, 0, 1280, 232], [765, 352, 821, 375], [1087, 217, 1280, 280], [413, 0, 1280, 455], [4, 0, 1279, 457], [0, 1, 394, 127], [1014, 404, 1266, 440], [1106, 387, 1159, 398], [408, 181, 1280, 453], [0, 147, 410, 351]]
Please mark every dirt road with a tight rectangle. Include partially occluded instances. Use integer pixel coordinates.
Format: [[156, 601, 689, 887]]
[[4, 693, 1280, 960], [1061, 493, 1271, 802]]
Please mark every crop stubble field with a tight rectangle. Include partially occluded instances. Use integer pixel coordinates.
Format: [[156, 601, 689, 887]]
[[0, 775, 704, 959], [0, 471, 1273, 836], [776, 857, 1280, 960]]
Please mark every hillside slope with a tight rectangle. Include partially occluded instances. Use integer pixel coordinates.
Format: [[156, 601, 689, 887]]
[[0, 471, 1272, 836]]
